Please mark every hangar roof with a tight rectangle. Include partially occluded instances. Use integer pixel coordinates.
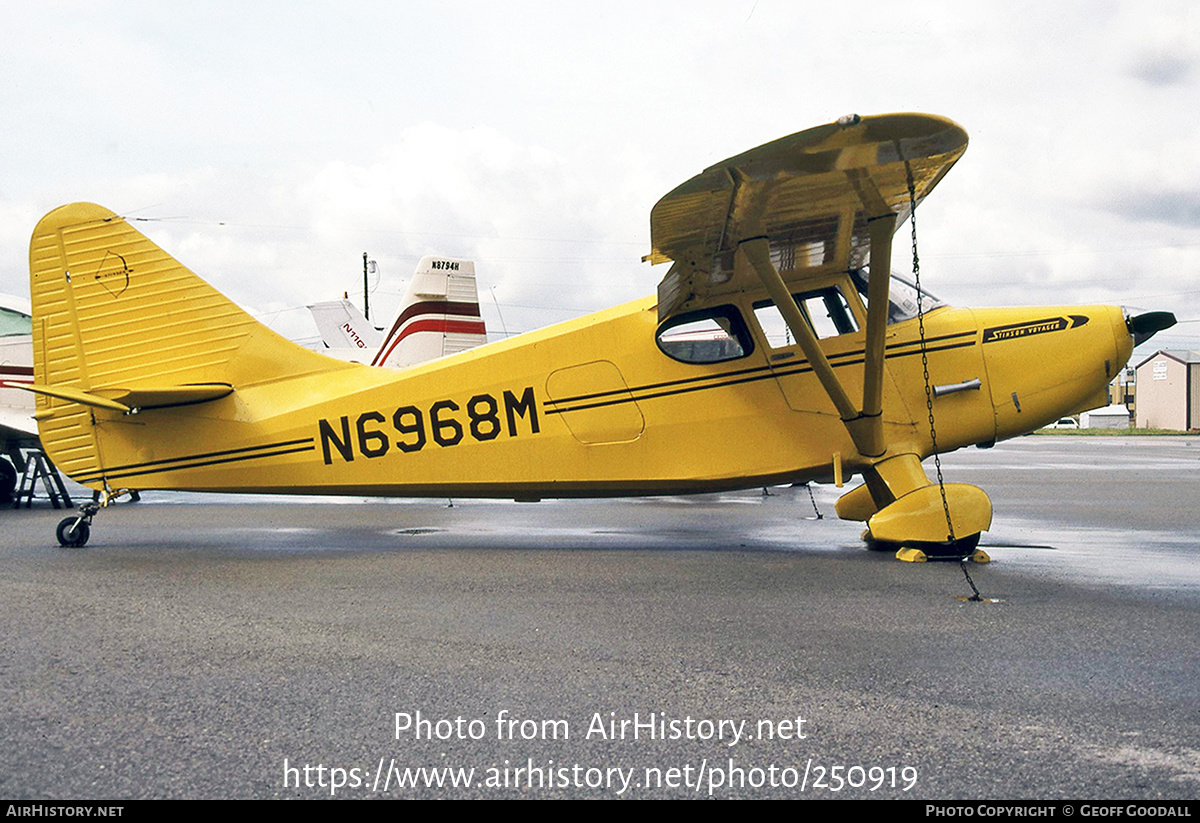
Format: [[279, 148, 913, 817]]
[[1134, 349, 1200, 370]]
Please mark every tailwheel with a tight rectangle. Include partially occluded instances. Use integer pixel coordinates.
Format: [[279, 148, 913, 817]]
[[55, 501, 100, 548], [56, 517, 90, 548]]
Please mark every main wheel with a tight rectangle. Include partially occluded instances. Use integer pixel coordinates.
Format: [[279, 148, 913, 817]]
[[56, 517, 90, 548], [920, 532, 981, 560], [863, 529, 981, 559], [862, 530, 904, 553]]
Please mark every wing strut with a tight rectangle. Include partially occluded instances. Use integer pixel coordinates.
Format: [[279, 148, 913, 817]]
[[859, 212, 897, 456], [738, 236, 889, 458]]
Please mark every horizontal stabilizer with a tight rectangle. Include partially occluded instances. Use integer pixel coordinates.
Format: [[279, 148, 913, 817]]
[[24, 382, 234, 413], [96, 383, 234, 409], [25, 384, 132, 413]]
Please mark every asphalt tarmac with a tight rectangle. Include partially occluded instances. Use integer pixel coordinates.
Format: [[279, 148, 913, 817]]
[[2, 435, 1199, 799]]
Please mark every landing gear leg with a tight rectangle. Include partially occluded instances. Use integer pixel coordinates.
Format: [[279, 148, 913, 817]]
[[54, 485, 135, 548]]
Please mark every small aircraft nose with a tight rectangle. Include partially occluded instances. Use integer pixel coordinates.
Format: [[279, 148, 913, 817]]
[[1125, 310, 1177, 346]]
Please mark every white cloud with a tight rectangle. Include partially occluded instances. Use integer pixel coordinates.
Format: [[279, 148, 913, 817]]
[[2, 1, 1199, 346]]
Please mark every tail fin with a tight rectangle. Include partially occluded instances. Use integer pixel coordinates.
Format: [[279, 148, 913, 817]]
[[29, 202, 348, 485], [371, 255, 487, 368], [307, 298, 382, 358]]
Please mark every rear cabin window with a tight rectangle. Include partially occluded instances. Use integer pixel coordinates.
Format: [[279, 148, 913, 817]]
[[656, 305, 753, 364], [752, 287, 859, 348]]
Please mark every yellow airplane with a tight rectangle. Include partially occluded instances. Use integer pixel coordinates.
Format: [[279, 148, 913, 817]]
[[26, 113, 1174, 555]]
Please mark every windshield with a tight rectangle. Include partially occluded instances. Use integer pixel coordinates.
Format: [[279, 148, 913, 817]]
[[850, 269, 944, 324]]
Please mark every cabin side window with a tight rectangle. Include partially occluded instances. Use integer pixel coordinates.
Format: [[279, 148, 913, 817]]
[[752, 286, 859, 348], [656, 305, 754, 364]]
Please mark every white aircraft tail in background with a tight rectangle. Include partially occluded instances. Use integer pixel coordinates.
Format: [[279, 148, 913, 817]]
[[306, 298, 382, 361], [307, 255, 487, 367], [0, 297, 36, 459]]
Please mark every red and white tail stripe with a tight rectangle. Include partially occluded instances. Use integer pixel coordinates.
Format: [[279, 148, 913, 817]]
[[0, 363, 33, 388], [371, 300, 487, 367]]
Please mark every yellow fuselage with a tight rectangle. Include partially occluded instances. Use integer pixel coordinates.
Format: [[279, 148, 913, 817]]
[[61, 276, 1131, 499]]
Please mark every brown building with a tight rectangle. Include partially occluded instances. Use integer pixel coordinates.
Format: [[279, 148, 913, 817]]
[[1134, 350, 1200, 431]]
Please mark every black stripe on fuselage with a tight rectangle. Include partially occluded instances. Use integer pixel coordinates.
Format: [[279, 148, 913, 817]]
[[544, 332, 977, 415], [75, 438, 315, 485], [76, 332, 978, 482]]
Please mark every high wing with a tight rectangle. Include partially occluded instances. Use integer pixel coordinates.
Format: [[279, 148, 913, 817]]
[[647, 113, 968, 464], [646, 113, 982, 546], [647, 113, 968, 322]]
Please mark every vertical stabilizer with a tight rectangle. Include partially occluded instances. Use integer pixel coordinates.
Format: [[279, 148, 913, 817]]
[[29, 203, 349, 486], [371, 256, 487, 368], [307, 299, 383, 360]]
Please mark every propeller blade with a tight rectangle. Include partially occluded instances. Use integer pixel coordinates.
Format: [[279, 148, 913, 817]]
[[1127, 311, 1176, 346]]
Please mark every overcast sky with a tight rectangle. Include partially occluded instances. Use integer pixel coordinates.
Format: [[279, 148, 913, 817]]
[[3, 1, 1198, 359]]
